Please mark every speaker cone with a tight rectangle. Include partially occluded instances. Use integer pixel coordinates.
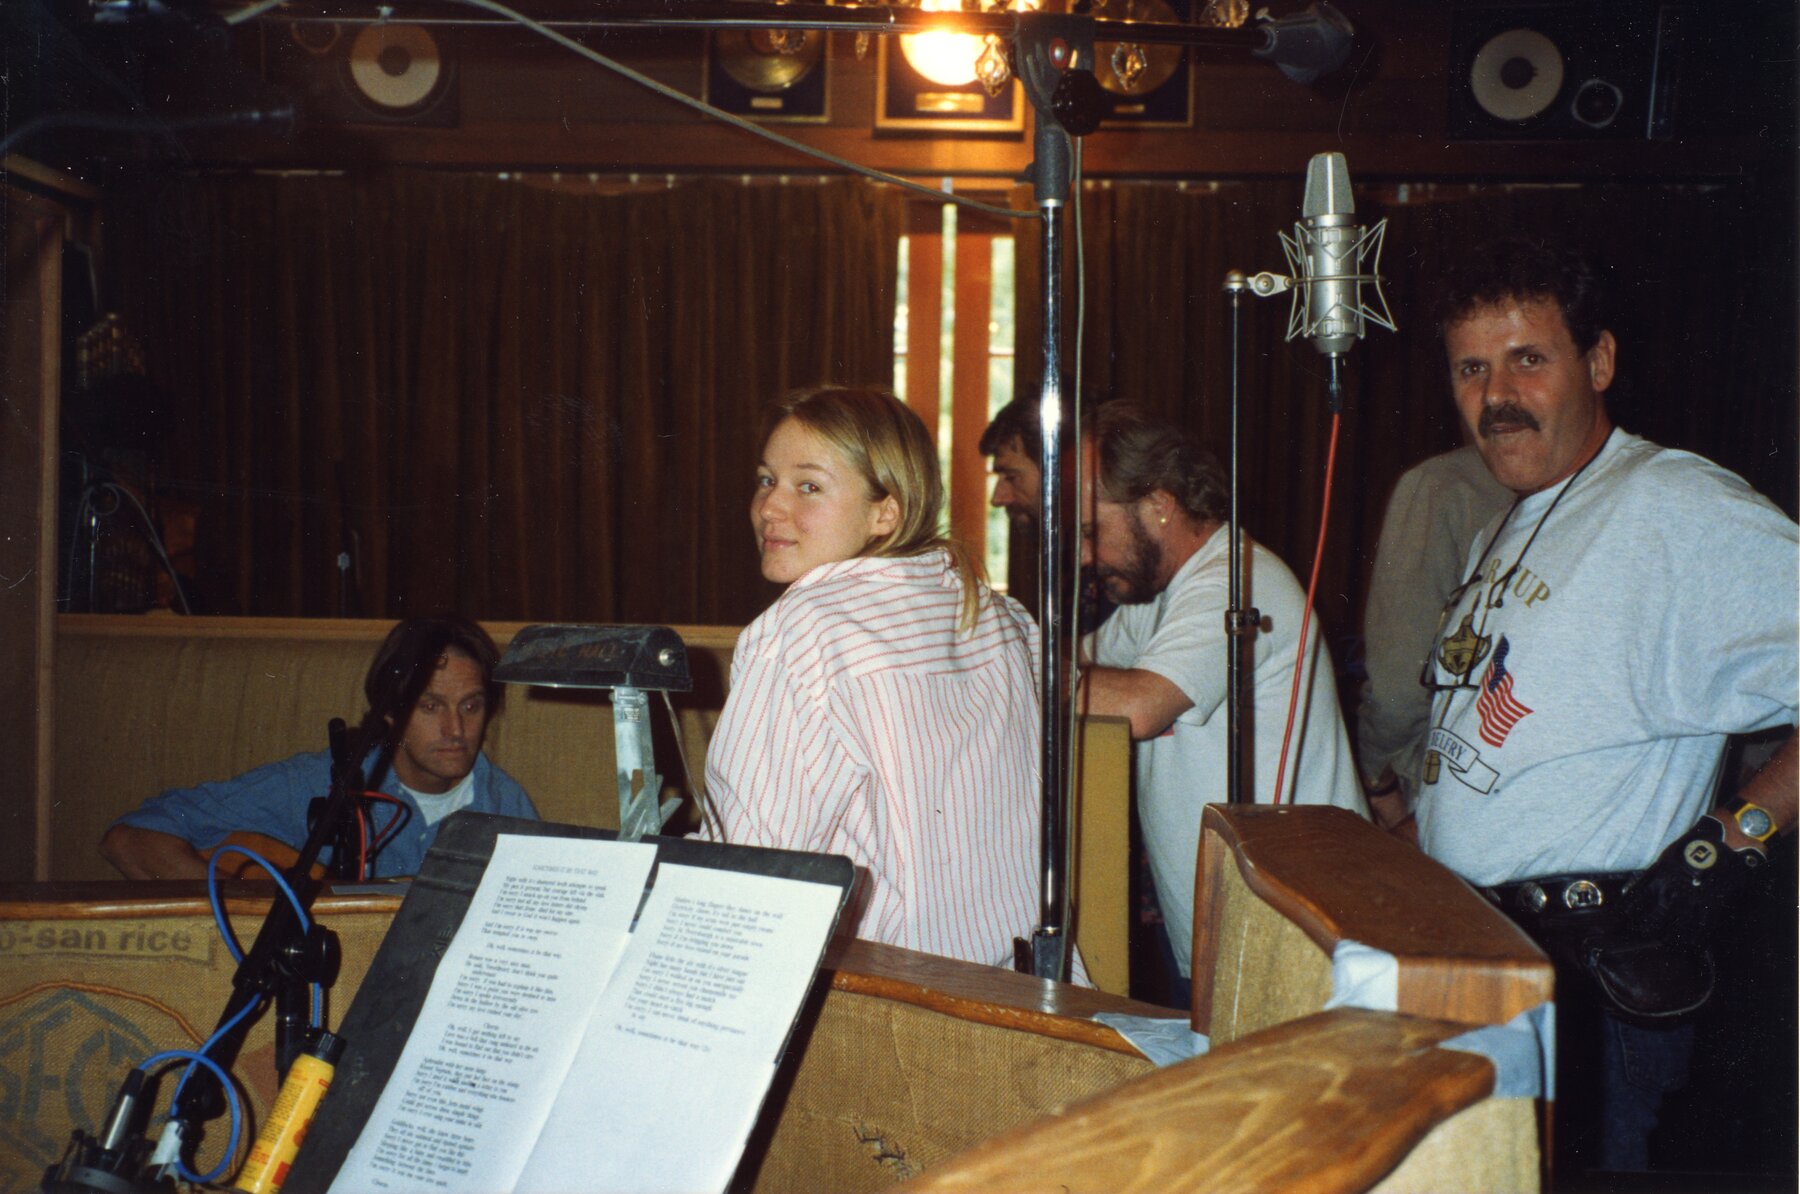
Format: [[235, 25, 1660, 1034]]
[[347, 24, 443, 111], [1468, 27, 1564, 122]]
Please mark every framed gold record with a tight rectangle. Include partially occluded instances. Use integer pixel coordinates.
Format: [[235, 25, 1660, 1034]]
[[1093, 0, 1193, 128], [704, 28, 829, 122], [875, 35, 1023, 135]]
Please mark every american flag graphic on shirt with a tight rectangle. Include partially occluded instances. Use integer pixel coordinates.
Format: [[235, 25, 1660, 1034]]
[[1476, 635, 1532, 748]]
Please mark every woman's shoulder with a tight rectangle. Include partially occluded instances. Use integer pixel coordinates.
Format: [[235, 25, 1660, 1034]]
[[986, 588, 1038, 639], [744, 562, 885, 649]]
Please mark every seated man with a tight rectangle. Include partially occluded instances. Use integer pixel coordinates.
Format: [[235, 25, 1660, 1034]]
[[100, 616, 538, 880], [1077, 403, 1367, 994]]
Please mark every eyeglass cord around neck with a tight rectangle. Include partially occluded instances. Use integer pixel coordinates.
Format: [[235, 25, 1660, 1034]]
[[1427, 427, 1617, 720]]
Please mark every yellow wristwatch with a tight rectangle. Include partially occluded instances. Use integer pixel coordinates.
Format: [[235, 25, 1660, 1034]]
[[1726, 798, 1778, 843]]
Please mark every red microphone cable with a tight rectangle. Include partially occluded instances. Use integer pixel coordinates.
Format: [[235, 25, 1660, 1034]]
[[363, 791, 411, 853], [1270, 410, 1342, 804]]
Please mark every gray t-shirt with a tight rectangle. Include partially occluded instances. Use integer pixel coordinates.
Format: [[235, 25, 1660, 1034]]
[[1358, 445, 1512, 800], [1418, 432, 1798, 885]]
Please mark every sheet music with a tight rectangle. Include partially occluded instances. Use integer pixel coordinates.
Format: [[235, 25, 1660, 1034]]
[[329, 835, 656, 1193], [512, 863, 843, 1194]]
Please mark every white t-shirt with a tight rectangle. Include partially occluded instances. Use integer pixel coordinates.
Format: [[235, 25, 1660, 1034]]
[[401, 769, 477, 827], [1091, 529, 1366, 977], [1418, 432, 1799, 886]]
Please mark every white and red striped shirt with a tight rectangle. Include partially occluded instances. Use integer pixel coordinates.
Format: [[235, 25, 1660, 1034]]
[[704, 550, 1043, 969]]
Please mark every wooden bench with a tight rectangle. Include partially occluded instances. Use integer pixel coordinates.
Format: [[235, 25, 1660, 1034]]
[[887, 806, 1556, 1192], [46, 614, 1135, 991], [0, 804, 1552, 1192]]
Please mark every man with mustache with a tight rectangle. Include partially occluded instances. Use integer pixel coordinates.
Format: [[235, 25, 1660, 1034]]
[[101, 616, 537, 880], [1075, 402, 1365, 1003], [1417, 236, 1796, 1179]]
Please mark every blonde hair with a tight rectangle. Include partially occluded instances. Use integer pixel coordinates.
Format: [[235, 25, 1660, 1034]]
[[763, 385, 987, 629]]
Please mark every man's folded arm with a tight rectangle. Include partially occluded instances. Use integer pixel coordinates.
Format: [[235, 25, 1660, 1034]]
[[99, 824, 210, 881], [1079, 665, 1194, 741]]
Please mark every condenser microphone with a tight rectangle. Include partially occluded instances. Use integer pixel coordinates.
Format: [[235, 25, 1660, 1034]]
[[1300, 152, 1360, 357], [1279, 151, 1394, 359]]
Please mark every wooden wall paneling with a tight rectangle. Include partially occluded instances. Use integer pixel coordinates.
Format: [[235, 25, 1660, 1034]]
[[0, 176, 66, 883]]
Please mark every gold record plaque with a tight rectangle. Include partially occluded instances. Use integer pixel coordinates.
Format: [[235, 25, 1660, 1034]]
[[875, 36, 1023, 134], [1093, 0, 1193, 127], [705, 29, 828, 121]]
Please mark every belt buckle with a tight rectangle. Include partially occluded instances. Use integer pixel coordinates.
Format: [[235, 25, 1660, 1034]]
[[1562, 878, 1604, 910]]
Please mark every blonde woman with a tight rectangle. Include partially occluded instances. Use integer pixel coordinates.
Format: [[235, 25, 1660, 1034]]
[[705, 385, 1043, 970]]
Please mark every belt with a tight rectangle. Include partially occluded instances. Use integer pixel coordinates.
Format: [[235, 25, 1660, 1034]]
[[1484, 871, 1641, 918]]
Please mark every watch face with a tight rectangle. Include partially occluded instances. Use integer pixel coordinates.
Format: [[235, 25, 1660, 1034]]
[[1737, 805, 1775, 840]]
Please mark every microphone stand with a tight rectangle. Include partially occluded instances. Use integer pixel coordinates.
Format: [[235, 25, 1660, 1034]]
[[44, 722, 357, 1192], [161, 721, 355, 1168], [1220, 275, 1259, 806], [1011, 15, 1104, 983], [1222, 152, 1392, 806]]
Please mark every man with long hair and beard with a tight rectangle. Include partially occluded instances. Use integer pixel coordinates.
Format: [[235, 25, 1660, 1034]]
[[1077, 403, 1365, 1002]]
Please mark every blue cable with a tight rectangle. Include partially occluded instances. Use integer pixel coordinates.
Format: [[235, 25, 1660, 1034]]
[[137, 1049, 243, 1186], [173, 996, 262, 1105], [168, 844, 325, 1177], [206, 845, 312, 963]]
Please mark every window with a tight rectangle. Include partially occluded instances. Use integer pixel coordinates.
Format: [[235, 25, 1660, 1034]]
[[895, 200, 1018, 589]]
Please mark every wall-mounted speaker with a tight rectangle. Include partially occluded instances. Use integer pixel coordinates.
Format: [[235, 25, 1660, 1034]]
[[266, 21, 460, 127], [1448, 3, 1667, 139]]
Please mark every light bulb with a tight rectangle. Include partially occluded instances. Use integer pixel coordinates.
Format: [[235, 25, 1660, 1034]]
[[900, 0, 1033, 89], [900, 19, 984, 88]]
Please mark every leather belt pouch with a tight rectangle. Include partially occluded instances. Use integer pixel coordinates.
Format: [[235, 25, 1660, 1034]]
[[1486, 874, 1715, 1026]]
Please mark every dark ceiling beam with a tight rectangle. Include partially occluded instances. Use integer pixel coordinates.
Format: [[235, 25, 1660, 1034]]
[[191, 0, 1263, 51]]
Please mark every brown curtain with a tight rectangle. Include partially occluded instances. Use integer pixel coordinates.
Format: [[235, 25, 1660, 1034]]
[[1018, 178, 1797, 653], [107, 172, 902, 624]]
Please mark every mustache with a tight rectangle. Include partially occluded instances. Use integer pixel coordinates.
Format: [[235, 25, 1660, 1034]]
[[1479, 403, 1541, 437]]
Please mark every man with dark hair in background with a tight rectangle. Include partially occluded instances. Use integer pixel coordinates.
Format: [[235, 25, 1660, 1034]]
[[981, 397, 1113, 632], [101, 616, 538, 879], [1077, 403, 1365, 999], [1418, 235, 1796, 1176], [979, 397, 1044, 531]]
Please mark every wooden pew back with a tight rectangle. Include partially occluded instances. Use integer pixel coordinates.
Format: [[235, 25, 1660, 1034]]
[[1193, 805, 1553, 1042], [2, 807, 1554, 1193], [0, 885, 403, 1187], [51, 615, 734, 880], [49, 615, 1136, 995], [0, 885, 1161, 1192]]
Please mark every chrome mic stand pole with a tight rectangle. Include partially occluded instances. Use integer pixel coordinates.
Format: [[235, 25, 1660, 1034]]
[[1012, 14, 1101, 982], [1020, 113, 1073, 983], [1220, 272, 1258, 806]]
